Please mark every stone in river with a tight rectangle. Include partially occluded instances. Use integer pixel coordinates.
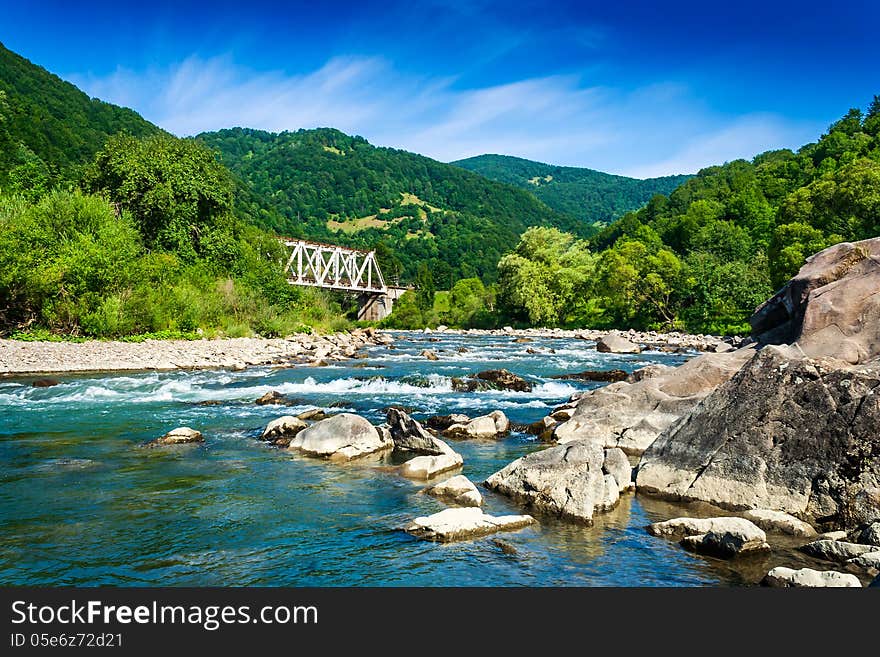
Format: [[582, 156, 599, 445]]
[[444, 411, 509, 440], [761, 567, 862, 588], [400, 452, 463, 479], [255, 390, 289, 405], [385, 408, 450, 455], [287, 413, 392, 461], [451, 369, 532, 393], [146, 427, 204, 447], [404, 507, 535, 542], [32, 378, 61, 388], [426, 475, 483, 507], [551, 369, 628, 383], [420, 349, 440, 361], [798, 540, 880, 564], [596, 333, 641, 354], [680, 527, 770, 558], [426, 413, 470, 431], [741, 509, 817, 537], [261, 416, 308, 446]]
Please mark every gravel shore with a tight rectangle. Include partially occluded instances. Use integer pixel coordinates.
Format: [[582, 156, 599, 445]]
[[0, 329, 391, 375]]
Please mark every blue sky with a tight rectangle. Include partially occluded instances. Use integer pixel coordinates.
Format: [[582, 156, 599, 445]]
[[3, 0, 878, 176]]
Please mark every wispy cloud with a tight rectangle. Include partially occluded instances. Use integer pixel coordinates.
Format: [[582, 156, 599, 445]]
[[68, 55, 820, 177]]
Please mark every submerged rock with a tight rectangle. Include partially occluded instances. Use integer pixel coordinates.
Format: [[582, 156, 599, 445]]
[[485, 440, 618, 524], [551, 369, 628, 383], [426, 475, 482, 507], [31, 378, 60, 388], [762, 567, 862, 588], [287, 413, 392, 461], [404, 507, 535, 542], [147, 426, 203, 447], [596, 333, 641, 354], [451, 369, 532, 393]]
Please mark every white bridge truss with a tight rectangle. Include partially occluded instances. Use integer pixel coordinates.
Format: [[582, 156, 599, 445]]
[[282, 239, 387, 294]]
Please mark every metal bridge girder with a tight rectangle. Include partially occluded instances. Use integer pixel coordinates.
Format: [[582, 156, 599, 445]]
[[281, 239, 388, 294]]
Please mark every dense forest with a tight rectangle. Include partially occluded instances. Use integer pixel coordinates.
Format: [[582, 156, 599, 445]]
[[471, 97, 880, 334], [452, 154, 691, 227], [197, 127, 582, 285], [0, 42, 161, 196]]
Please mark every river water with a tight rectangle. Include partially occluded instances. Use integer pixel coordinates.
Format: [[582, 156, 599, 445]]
[[0, 332, 820, 586]]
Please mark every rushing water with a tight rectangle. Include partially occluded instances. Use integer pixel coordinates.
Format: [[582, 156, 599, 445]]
[[0, 332, 824, 586]]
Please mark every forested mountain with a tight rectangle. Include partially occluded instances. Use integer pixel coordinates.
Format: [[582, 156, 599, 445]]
[[452, 154, 691, 226], [0, 42, 162, 196], [197, 128, 581, 285], [487, 98, 880, 334]]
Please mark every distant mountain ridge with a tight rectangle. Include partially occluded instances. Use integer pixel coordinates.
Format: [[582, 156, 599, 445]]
[[452, 153, 691, 225]]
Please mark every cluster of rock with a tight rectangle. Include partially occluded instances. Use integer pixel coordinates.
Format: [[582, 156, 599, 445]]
[[0, 328, 393, 374]]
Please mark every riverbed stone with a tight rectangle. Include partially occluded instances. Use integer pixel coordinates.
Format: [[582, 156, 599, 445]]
[[404, 507, 535, 542], [798, 540, 880, 564], [680, 527, 770, 558], [596, 333, 641, 354], [741, 509, 818, 537], [451, 369, 532, 393], [400, 452, 463, 479], [287, 413, 392, 461], [255, 390, 289, 405], [485, 439, 608, 524], [762, 567, 862, 588], [426, 475, 482, 507], [385, 408, 449, 455], [445, 413, 508, 440], [648, 516, 765, 539], [147, 426, 203, 447], [261, 416, 308, 445]]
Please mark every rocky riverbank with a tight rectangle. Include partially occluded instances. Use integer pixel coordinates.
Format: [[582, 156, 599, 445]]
[[0, 328, 392, 375]]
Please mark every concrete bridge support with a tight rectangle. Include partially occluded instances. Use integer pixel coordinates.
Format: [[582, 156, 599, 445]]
[[357, 286, 408, 322]]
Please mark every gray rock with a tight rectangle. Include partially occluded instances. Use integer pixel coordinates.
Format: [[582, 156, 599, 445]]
[[287, 413, 392, 461], [741, 509, 817, 538], [648, 516, 766, 539], [798, 540, 880, 564], [426, 475, 482, 506], [680, 527, 770, 558], [147, 427, 203, 447], [603, 447, 633, 493], [596, 333, 641, 354], [847, 551, 880, 573], [858, 521, 880, 546], [636, 346, 880, 528], [485, 440, 607, 524], [762, 567, 862, 588], [554, 347, 753, 455], [400, 452, 463, 479], [385, 408, 449, 455], [404, 507, 535, 542], [444, 412, 508, 440], [261, 416, 308, 442]]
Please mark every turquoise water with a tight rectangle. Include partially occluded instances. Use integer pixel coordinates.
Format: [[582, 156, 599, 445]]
[[1, 332, 763, 586]]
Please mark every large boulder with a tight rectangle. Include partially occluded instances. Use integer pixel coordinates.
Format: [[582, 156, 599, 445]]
[[287, 413, 392, 461], [404, 507, 535, 542], [484, 440, 619, 524], [596, 333, 641, 354], [751, 237, 880, 364], [426, 475, 483, 507], [636, 346, 880, 529], [444, 411, 509, 440], [553, 347, 753, 455], [762, 567, 862, 588], [451, 369, 533, 393], [385, 408, 449, 455]]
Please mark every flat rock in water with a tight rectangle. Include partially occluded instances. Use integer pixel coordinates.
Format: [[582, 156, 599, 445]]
[[147, 426, 203, 447], [762, 567, 862, 588], [741, 509, 817, 537], [287, 413, 392, 461], [596, 334, 641, 354], [648, 516, 765, 538], [680, 528, 770, 558], [400, 452, 463, 479], [404, 507, 535, 542], [426, 475, 483, 507], [797, 540, 880, 564]]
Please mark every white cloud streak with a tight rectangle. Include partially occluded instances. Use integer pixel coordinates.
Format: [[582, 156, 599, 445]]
[[68, 55, 820, 178]]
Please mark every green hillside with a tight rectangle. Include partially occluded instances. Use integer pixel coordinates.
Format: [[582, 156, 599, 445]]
[[0, 42, 162, 195], [452, 154, 691, 225], [197, 127, 581, 285]]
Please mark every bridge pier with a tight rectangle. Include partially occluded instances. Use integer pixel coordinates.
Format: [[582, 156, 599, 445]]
[[357, 287, 408, 322]]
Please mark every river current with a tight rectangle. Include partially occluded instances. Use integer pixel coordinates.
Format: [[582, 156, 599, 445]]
[[0, 332, 817, 586]]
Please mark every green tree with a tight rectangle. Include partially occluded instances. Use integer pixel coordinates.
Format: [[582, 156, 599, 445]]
[[414, 262, 435, 311]]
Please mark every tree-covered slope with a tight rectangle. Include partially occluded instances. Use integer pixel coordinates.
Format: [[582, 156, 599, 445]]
[[197, 127, 581, 284], [0, 42, 162, 193], [451, 153, 691, 226]]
